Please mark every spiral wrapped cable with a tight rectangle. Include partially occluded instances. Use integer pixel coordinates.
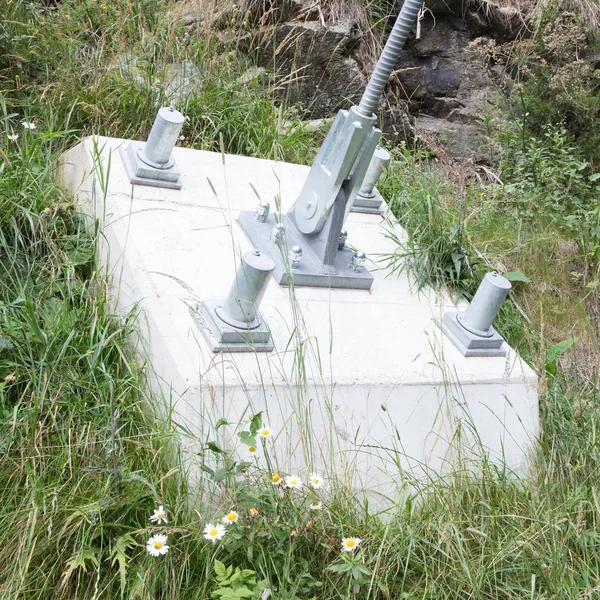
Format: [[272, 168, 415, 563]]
[[357, 0, 423, 117]]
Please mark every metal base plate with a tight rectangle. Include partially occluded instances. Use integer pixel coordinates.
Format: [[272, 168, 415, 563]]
[[351, 189, 385, 215], [238, 211, 374, 290], [194, 301, 274, 353], [120, 143, 182, 190], [438, 312, 507, 357]]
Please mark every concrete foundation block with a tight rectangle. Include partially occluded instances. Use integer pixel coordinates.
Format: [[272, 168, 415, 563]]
[[55, 136, 540, 502]]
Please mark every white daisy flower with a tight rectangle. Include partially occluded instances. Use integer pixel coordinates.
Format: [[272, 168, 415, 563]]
[[270, 473, 282, 485], [7, 133, 18, 141], [21, 121, 36, 130], [150, 505, 167, 524], [203, 523, 227, 543], [259, 425, 273, 438], [146, 534, 169, 557], [249, 507, 259, 517], [285, 475, 303, 489], [222, 511, 239, 525], [308, 472, 324, 489], [247, 445, 259, 458], [310, 501, 323, 510], [341, 537, 361, 552]]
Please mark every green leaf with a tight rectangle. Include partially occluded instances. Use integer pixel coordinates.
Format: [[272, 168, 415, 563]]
[[206, 441, 224, 454], [110, 535, 135, 596], [327, 563, 353, 575], [214, 560, 228, 579], [0, 337, 13, 351], [545, 336, 578, 375], [229, 588, 254, 598], [238, 431, 256, 447], [249, 412, 263, 435], [213, 467, 230, 483], [215, 418, 230, 430], [62, 234, 94, 267], [504, 271, 531, 284], [61, 549, 99, 589], [212, 589, 254, 599]]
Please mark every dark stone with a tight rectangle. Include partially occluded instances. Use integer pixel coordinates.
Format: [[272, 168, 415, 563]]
[[252, 20, 365, 116], [293, 56, 368, 116], [411, 20, 469, 57], [465, 10, 491, 37], [395, 55, 462, 101], [258, 20, 359, 67], [220, 0, 514, 161], [424, 96, 464, 118]]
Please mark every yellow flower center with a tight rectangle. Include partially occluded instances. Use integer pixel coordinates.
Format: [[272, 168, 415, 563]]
[[290, 479, 298, 485], [346, 539, 355, 548], [227, 513, 237, 521], [272, 475, 280, 483], [153, 541, 163, 549], [312, 478, 319, 484], [250, 508, 258, 515], [249, 447, 256, 453], [209, 528, 218, 537], [261, 429, 270, 436]]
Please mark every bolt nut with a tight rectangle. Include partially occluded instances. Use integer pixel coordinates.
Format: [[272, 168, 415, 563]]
[[288, 245, 302, 269], [269, 223, 286, 244], [254, 201, 270, 223], [350, 250, 366, 273], [338, 229, 348, 251]]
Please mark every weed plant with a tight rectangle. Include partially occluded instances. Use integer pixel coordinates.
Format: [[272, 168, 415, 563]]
[[1, 1, 600, 599]]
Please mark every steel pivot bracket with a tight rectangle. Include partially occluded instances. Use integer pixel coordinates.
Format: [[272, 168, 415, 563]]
[[237, 0, 424, 290], [238, 107, 380, 290]]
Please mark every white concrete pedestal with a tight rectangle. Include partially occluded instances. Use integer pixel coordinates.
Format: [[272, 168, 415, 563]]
[[56, 137, 539, 500]]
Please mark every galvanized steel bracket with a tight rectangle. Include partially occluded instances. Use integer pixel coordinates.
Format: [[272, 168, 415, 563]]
[[120, 106, 184, 189], [237, 210, 374, 289], [120, 142, 183, 190], [237, 0, 423, 290], [439, 272, 512, 357], [195, 250, 275, 352], [195, 301, 274, 352], [238, 107, 379, 290], [439, 312, 507, 357]]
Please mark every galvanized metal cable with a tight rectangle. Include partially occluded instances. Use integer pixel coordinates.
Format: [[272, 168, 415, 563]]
[[357, 0, 423, 117]]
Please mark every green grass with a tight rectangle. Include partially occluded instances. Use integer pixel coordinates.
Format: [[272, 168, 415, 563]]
[[1, 0, 600, 598]]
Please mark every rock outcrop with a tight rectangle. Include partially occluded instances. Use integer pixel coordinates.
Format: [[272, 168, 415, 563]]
[[175, 0, 528, 163]]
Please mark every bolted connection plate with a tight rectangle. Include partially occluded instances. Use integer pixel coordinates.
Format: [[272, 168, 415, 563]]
[[194, 301, 274, 353], [439, 312, 507, 357], [120, 142, 182, 190], [238, 211, 374, 290]]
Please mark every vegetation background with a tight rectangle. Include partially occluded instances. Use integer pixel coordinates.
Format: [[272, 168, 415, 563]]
[[1, 0, 600, 598]]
